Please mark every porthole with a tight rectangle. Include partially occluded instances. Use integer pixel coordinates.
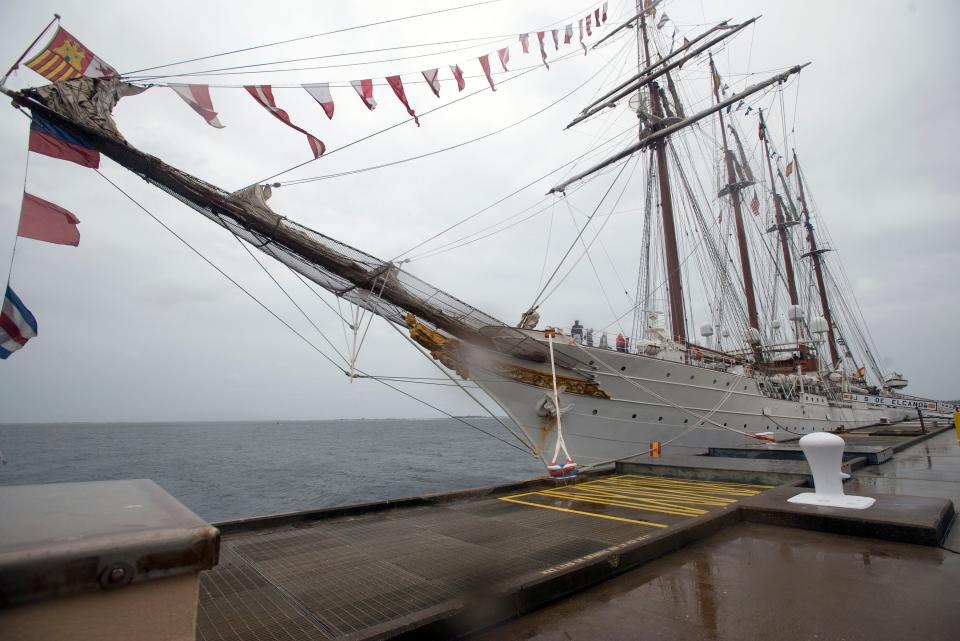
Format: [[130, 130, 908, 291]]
[[743, 386, 748, 390], [683, 419, 689, 424], [743, 424, 747, 428], [723, 422, 727, 427], [591, 409, 598, 415], [713, 379, 717, 384], [589, 360, 594, 366], [632, 413, 637, 419], [620, 366, 626, 372], [666, 372, 671, 378], [725, 382, 730, 387], [658, 416, 663, 422], [690, 375, 695, 380]]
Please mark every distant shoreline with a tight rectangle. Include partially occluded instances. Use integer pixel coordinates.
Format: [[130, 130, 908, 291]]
[[0, 416, 507, 427]]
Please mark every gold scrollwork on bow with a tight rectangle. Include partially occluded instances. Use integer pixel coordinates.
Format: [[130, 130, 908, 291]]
[[405, 314, 469, 379], [491, 364, 611, 399]]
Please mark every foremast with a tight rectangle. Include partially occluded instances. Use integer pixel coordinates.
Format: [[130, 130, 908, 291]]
[[639, 9, 686, 344]]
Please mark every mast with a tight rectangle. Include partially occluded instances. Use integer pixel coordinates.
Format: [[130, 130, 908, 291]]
[[758, 109, 800, 307], [794, 150, 840, 365], [710, 56, 761, 343], [640, 9, 686, 343]]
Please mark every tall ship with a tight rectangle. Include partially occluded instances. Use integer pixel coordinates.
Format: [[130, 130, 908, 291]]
[[3, 4, 951, 475]]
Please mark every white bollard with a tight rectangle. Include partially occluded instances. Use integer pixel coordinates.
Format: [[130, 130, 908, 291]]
[[788, 432, 875, 509]]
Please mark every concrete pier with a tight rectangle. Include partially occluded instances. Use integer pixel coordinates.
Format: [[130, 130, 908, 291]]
[[194, 422, 959, 640]]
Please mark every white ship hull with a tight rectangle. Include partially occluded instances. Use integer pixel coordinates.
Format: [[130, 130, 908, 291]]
[[466, 335, 907, 467]]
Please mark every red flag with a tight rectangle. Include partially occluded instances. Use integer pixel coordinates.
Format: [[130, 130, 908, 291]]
[[302, 83, 335, 119], [350, 79, 377, 110], [479, 54, 496, 91], [564, 24, 574, 44], [586, 15, 593, 37], [551, 29, 559, 50], [497, 47, 510, 72], [578, 19, 587, 55], [537, 32, 550, 70], [450, 64, 466, 92], [385, 76, 419, 126], [170, 84, 224, 128], [244, 85, 325, 158], [28, 111, 99, 168], [18, 193, 80, 246], [750, 192, 760, 215], [422, 69, 441, 98], [602, 2, 608, 22], [594, 8, 601, 25], [519, 33, 530, 53]]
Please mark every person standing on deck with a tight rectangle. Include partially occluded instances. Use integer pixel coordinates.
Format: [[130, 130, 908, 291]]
[[571, 320, 584, 343], [585, 328, 594, 347], [616, 333, 626, 352], [599, 333, 609, 349]]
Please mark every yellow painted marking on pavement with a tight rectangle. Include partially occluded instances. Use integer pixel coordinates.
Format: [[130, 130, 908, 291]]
[[500, 475, 769, 525], [499, 496, 667, 527]]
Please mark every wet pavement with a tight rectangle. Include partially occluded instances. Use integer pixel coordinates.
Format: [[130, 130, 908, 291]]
[[850, 428, 960, 551], [470, 522, 960, 641]]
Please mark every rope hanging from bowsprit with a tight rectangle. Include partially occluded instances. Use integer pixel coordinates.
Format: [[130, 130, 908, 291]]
[[544, 327, 577, 478]]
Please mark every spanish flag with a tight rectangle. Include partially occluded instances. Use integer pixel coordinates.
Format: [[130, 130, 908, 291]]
[[25, 27, 116, 83], [854, 366, 866, 380]]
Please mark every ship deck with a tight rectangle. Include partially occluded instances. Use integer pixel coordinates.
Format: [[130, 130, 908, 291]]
[[197, 421, 960, 640]]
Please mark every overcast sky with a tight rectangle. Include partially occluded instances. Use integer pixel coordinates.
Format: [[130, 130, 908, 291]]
[[0, 0, 956, 423]]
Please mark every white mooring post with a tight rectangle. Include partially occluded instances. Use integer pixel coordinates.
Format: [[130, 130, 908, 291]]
[[788, 432, 876, 509]]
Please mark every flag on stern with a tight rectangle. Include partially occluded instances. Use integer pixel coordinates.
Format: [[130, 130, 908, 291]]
[[169, 84, 225, 128], [25, 27, 116, 82], [245, 85, 325, 158], [18, 193, 81, 246], [28, 110, 100, 168], [0, 286, 38, 359]]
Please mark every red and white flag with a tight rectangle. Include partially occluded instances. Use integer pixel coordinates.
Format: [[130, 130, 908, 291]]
[[537, 32, 550, 70], [244, 85, 325, 158], [385, 76, 419, 126], [422, 69, 441, 98], [750, 192, 760, 215], [551, 29, 559, 50], [497, 47, 510, 72], [578, 19, 587, 54], [602, 2, 609, 22], [594, 8, 601, 25], [18, 193, 80, 246], [564, 23, 574, 44], [170, 84, 224, 128], [586, 14, 593, 36], [302, 82, 335, 120], [479, 54, 496, 91], [450, 64, 466, 92], [519, 33, 530, 53], [350, 79, 377, 110], [1, 286, 38, 360]]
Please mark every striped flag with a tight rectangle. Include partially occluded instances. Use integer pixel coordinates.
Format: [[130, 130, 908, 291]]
[[302, 82, 335, 119], [479, 54, 496, 91], [519, 33, 530, 53], [551, 29, 559, 50], [450, 65, 466, 92], [749, 192, 760, 215], [385, 76, 419, 126], [537, 32, 550, 70], [602, 2, 609, 22], [244, 85, 325, 158], [421, 69, 441, 98], [497, 47, 510, 72], [586, 14, 593, 37], [564, 24, 574, 44], [28, 110, 100, 168], [25, 27, 116, 82], [170, 84, 224, 128], [0, 286, 38, 359], [350, 79, 377, 110]]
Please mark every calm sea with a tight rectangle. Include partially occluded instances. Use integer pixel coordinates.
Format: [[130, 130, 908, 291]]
[[0, 419, 545, 522]]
